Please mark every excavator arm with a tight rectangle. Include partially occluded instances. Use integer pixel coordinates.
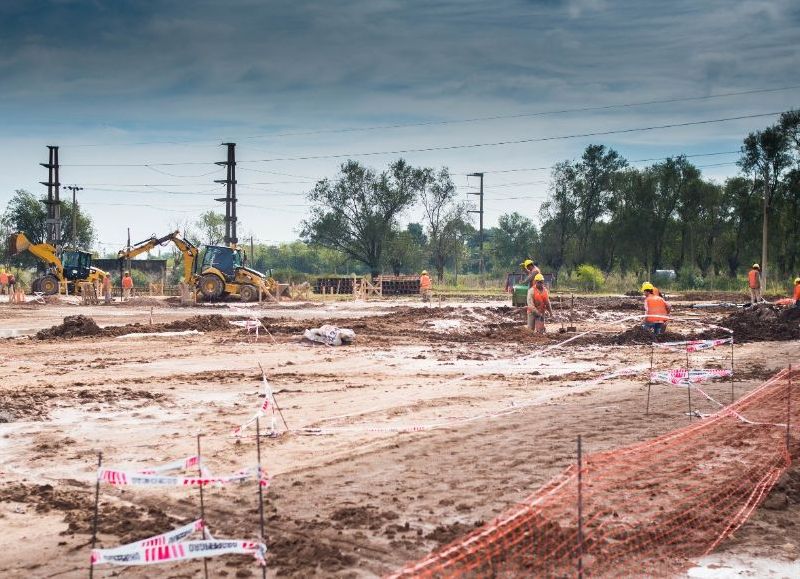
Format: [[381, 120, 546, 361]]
[[7, 232, 64, 279], [117, 230, 199, 284]]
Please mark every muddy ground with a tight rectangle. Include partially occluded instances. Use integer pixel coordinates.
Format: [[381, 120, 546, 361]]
[[0, 294, 798, 577]]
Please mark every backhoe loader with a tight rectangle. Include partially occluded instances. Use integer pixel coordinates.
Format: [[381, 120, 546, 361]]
[[7, 232, 108, 295], [118, 231, 276, 302]]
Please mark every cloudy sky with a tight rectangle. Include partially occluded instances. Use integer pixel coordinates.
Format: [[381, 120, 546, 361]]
[[1, 0, 798, 253]]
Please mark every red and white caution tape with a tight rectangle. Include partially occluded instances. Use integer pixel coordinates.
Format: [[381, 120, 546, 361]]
[[654, 337, 733, 352], [91, 519, 266, 567], [233, 368, 277, 437], [650, 368, 732, 386], [136, 455, 204, 475], [92, 519, 205, 564], [98, 467, 268, 488]]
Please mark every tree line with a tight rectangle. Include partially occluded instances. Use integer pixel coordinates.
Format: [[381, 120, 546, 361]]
[[2, 110, 798, 287]]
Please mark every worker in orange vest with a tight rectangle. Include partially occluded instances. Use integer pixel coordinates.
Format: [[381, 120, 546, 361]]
[[121, 271, 134, 301], [527, 273, 552, 334], [748, 263, 762, 305], [102, 274, 113, 304], [641, 282, 671, 335], [793, 277, 800, 308], [419, 270, 432, 303], [0, 269, 7, 296]]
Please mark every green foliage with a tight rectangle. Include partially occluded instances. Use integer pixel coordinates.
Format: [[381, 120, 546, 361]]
[[677, 266, 706, 290], [574, 264, 604, 291], [301, 159, 427, 277], [493, 212, 539, 270], [195, 211, 225, 246]]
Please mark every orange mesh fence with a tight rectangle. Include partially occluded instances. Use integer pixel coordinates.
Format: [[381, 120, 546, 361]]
[[391, 368, 798, 578]]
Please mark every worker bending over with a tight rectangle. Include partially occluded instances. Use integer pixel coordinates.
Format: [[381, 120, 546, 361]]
[[419, 270, 432, 302], [527, 273, 552, 334], [641, 282, 671, 335], [748, 263, 762, 305]]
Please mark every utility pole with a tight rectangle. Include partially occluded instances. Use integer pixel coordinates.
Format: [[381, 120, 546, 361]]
[[250, 235, 255, 267], [467, 172, 485, 281], [40, 146, 61, 247], [65, 185, 83, 248], [215, 143, 238, 246]]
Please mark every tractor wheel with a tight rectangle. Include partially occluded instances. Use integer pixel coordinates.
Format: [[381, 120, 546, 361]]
[[199, 274, 224, 300], [31, 278, 40, 293], [38, 275, 59, 295], [239, 284, 258, 302]]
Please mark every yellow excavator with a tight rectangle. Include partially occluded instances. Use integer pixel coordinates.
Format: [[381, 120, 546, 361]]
[[7, 232, 109, 295], [118, 231, 276, 302]]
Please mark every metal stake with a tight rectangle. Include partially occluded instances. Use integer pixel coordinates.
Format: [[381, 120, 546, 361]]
[[686, 346, 692, 421], [730, 337, 735, 404], [197, 435, 209, 579], [646, 343, 654, 415], [787, 364, 792, 452], [256, 419, 268, 578], [89, 452, 102, 579], [577, 435, 584, 579]]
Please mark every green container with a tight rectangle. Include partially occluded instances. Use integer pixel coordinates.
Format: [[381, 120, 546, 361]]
[[512, 283, 528, 307]]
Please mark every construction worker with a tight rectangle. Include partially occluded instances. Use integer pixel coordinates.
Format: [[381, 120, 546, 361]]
[[0, 268, 7, 295], [748, 264, 762, 305], [527, 273, 552, 334], [419, 270, 432, 302], [7, 272, 15, 299], [121, 271, 134, 301], [641, 282, 671, 335], [102, 274, 112, 304], [793, 277, 800, 308]]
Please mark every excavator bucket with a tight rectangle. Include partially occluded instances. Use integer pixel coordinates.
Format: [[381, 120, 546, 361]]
[[7, 233, 27, 256]]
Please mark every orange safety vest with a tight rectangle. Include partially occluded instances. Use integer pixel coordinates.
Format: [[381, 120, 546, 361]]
[[533, 286, 549, 310], [645, 294, 669, 323], [122, 276, 134, 289], [794, 284, 800, 302], [748, 269, 760, 289], [420, 274, 432, 291], [0, 272, 7, 285]]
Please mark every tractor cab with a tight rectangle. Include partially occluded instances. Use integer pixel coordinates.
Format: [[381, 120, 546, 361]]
[[60, 250, 93, 281], [201, 245, 243, 281]]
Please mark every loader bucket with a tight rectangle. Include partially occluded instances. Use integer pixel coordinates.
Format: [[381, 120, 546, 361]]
[[7, 233, 27, 256]]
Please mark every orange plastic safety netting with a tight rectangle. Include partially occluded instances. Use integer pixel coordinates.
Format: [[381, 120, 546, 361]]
[[391, 368, 798, 578]]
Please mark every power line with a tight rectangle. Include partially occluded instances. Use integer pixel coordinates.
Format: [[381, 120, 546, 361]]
[[231, 111, 787, 163], [62, 85, 800, 147]]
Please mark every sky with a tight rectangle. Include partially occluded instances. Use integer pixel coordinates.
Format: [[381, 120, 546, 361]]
[[0, 0, 798, 254]]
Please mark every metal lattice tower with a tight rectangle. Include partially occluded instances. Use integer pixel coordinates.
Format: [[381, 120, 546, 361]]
[[214, 142, 238, 245]]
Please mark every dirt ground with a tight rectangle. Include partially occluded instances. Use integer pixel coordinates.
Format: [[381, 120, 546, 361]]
[[0, 294, 798, 577]]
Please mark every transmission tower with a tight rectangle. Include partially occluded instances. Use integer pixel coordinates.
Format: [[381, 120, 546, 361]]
[[40, 146, 61, 247], [214, 142, 238, 245]]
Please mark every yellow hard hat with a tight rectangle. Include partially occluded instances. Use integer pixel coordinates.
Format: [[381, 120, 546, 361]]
[[795, 277, 800, 285], [124, 271, 130, 275], [534, 273, 545, 282], [641, 282, 655, 292], [521, 259, 533, 268], [752, 263, 760, 270], [421, 270, 428, 275]]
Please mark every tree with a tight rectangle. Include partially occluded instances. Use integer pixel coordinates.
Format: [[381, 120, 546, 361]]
[[301, 159, 426, 277], [195, 211, 225, 246], [494, 212, 539, 270], [384, 228, 425, 275], [573, 145, 627, 262], [541, 161, 578, 269], [2, 189, 95, 267], [419, 168, 471, 282], [739, 125, 792, 286]]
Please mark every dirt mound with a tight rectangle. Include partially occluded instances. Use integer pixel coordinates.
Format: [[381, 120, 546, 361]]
[[707, 304, 800, 342], [163, 314, 233, 332], [36, 315, 102, 339], [577, 325, 688, 346]]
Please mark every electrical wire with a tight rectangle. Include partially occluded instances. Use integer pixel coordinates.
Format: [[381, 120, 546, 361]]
[[58, 110, 786, 168]]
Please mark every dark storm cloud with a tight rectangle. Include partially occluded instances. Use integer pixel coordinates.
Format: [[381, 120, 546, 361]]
[[0, 0, 797, 129]]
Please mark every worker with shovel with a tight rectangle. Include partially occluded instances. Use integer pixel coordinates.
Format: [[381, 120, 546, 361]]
[[527, 273, 552, 333]]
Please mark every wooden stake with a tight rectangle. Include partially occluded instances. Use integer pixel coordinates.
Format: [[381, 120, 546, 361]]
[[577, 435, 584, 579], [197, 435, 209, 579], [89, 452, 102, 579], [256, 419, 267, 578], [787, 364, 792, 452]]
